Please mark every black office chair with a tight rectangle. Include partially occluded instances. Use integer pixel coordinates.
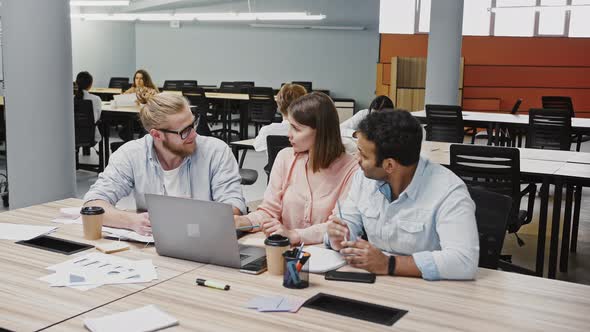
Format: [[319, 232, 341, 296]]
[[292, 81, 312, 92], [265, 135, 291, 183], [425, 104, 464, 143], [163, 80, 198, 91], [526, 108, 572, 151], [542, 96, 589, 152], [467, 186, 512, 270], [0, 104, 8, 207], [109, 77, 129, 89], [183, 87, 212, 120], [248, 87, 277, 136], [450, 144, 536, 247], [74, 99, 103, 173]]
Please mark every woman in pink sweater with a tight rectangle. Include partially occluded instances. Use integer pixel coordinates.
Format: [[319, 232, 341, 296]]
[[235, 92, 359, 245]]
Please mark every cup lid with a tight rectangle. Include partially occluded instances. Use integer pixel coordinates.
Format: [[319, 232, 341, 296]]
[[80, 206, 105, 215], [264, 234, 290, 247]]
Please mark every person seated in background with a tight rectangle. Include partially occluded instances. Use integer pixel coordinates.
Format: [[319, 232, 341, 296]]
[[326, 110, 479, 280], [84, 91, 246, 236], [124, 69, 160, 95], [340, 95, 394, 138], [119, 69, 160, 141], [74, 71, 102, 144], [253, 83, 307, 152], [234, 92, 359, 245]]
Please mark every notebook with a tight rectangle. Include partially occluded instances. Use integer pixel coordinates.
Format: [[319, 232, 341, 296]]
[[303, 246, 346, 273], [83, 305, 178, 332]]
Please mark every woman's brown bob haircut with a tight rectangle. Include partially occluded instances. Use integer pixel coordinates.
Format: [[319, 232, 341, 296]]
[[288, 92, 345, 172]]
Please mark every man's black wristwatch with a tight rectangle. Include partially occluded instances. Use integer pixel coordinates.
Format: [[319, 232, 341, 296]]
[[388, 255, 396, 276]]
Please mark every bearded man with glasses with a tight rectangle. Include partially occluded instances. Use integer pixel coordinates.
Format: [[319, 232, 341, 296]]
[[83, 90, 246, 236]]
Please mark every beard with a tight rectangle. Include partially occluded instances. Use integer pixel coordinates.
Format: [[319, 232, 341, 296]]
[[162, 139, 196, 158]]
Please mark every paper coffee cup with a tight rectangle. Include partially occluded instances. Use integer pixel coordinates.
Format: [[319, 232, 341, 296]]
[[264, 234, 291, 275], [80, 206, 105, 240]]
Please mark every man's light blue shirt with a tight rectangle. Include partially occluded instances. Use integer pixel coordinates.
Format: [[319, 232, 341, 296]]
[[84, 134, 246, 214], [326, 156, 479, 280]]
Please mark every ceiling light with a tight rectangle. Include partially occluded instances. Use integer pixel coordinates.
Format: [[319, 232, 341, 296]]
[[71, 12, 326, 22], [250, 23, 364, 31], [70, 1, 130, 6]]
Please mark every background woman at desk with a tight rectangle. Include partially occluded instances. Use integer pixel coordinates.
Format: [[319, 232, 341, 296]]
[[74, 71, 102, 144], [253, 83, 307, 152], [235, 92, 359, 245], [340, 95, 394, 138], [124, 69, 159, 95]]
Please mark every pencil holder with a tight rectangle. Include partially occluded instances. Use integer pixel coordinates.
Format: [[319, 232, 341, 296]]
[[282, 249, 310, 289]]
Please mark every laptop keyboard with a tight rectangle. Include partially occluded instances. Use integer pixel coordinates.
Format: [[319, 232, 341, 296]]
[[240, 253, 249, 261]]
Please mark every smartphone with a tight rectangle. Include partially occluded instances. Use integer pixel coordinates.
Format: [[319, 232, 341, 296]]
[[324, 270, 376, 283], [16, 235, 93, 255], [239, 256, 267, 275]]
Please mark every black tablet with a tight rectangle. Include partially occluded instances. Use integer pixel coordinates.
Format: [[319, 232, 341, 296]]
[[303, 292, 407, 326], [16, 235, 94, 255]]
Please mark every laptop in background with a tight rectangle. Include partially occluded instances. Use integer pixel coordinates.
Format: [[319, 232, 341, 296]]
[[145, 194, 265, 269]]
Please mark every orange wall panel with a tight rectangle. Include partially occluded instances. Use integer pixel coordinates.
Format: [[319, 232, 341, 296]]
[[379, 34, 590, 116], [463, 65, 590, 88], [382, 63, 391, 85]]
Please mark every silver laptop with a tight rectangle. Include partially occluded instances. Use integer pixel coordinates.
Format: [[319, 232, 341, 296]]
[[145, 194, 265, 268]]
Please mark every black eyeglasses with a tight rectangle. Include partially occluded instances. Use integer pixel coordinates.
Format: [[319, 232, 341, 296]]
[[158, 115, 199, 140]]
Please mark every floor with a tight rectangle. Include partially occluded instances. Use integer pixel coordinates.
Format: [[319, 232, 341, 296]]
[[2, 126, 589, 286]]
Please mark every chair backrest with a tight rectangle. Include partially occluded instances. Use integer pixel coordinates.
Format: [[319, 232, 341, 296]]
[[109, 77, 129, 89], [234, 81, 255, 93], [425, 104, 464, 143], [73, 99, 97, 147], [542, 96, 575, 117], [195, 112, 212, 137], [510, 98, 523, 114], [183, 87, 209, 113], [0, 105, 6, 143], [292, 81, 312, 92], [467, 186, 512, 270], [249, 87, 276, 122], [265, 135, 291, 176], [163, 80, 198, 91], [526, 108, 572, 151], [449, 144, 521, 225]]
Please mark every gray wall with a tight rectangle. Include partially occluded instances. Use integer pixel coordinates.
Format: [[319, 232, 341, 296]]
[[71, 20, 136, 87], [136, 23, 379, 108]]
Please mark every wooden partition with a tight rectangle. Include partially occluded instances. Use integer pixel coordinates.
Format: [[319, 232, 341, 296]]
[[384, 56, 462, 112], [377, 34, 590, 116]]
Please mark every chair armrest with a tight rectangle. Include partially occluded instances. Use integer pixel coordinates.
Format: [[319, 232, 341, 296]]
[[519, 183, 537, 224]]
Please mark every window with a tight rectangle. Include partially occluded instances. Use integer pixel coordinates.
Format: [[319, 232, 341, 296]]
[[418, 0, 431, 33], [379, 0, 416, 34], [538, 0, 567, 35], [463, 0, 492, 36], [570, 0, 590, 37], [494, 0, 536, 37]]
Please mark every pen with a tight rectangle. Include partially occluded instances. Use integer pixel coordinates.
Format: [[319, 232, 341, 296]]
[[196, 278, 230, 291], [236, 224, 260, 231], [337, 200, 349, 242]]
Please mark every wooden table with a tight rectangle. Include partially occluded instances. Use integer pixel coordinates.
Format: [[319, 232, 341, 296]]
[[0, 199, 202, 332], [2, 200, 590, 331], [89, 88, 123, 95], [46, 264, 590, 332]]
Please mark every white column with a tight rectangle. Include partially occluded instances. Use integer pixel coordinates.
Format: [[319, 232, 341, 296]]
[[3, 0, 76, 208], [424, 0, 464, 106]]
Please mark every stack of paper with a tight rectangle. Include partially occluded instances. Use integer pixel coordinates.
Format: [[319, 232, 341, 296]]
[[52, 207, 154, 243], [84, 305, 178, 332], [246, 295, 306, 313], [0, 223, 57, 241], [40, 252, 158, 291]]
